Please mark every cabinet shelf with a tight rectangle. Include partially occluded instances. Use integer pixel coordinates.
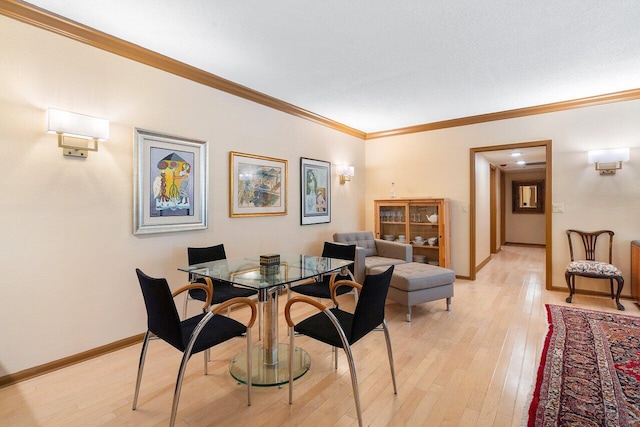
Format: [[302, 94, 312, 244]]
[[375, 198, 450, 269]]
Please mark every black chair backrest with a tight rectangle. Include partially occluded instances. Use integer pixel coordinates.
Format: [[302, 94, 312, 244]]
[[135, 269, 184, 351], [322, 242, 356, 275], [350, 265, 394, 343], [188, 244, 226, 266]]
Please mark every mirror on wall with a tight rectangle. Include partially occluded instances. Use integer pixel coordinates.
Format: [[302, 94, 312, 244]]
[[512, 179, 545, 213]]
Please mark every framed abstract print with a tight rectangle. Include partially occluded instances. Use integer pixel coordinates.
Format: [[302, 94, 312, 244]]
[[300, 157, 331, 225], [133, 128, 208, 234], [229, 151, 287, 217]]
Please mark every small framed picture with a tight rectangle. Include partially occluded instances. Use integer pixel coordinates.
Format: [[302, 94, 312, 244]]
[[133, 128, 208, 234], [229, 151, 287, 217], [301, 157, 331, 225]]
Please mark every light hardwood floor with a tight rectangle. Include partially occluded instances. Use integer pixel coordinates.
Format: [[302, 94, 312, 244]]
[[2, 246, 638, 426]]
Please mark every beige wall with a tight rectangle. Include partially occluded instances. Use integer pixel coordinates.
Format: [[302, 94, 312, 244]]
[[504, 170, 546, 245], [475, 155, 491, 266], [0, 17, 365, 375], [3, 14, 640, 376], [365, 101, 640, 293]]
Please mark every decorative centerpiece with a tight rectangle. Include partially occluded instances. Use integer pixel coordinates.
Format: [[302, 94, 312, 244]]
[[260, 253, 280, 266], [260, 253, 281, 275]]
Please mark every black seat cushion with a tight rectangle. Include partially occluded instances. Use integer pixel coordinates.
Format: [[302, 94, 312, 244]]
[[190, 278, 257, 304], [179, 312, 247, 354], [290, 274, 353, 299], [294, 308, 355, 347]]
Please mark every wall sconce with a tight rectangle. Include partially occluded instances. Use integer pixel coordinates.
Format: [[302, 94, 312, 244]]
[[47, 108, 109, 158], [337, 165, 355, 184], [587, 148, 630, 175]]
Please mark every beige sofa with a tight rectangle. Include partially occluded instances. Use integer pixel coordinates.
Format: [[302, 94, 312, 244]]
[[333, 231, 412, 284]]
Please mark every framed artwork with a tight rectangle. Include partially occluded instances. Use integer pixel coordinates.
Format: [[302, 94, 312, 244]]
[[229, 151, 287, 217], [133, 128, 208, 234], [300, 157, 331, 225]]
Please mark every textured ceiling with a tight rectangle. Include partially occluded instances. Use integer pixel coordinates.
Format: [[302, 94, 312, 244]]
[[481, 147, 547, 171], [24, 0, 640, 133]]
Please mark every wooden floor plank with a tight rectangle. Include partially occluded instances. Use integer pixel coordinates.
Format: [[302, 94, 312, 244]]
[[1, 246, 638, 426]]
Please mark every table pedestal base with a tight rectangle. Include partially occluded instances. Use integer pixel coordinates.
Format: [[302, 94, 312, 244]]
[[229, 343, 310, 387]]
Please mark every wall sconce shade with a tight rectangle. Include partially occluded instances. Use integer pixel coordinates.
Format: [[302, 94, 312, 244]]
[[337, 165, 355, 184], [47, 108, 109, 158], [588, 148, 630, 175]]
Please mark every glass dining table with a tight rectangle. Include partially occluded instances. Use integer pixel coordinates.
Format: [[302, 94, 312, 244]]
[[178, 254, 353, 386]]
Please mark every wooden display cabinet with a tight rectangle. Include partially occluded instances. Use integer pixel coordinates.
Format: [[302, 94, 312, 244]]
[[632, 241, 640, 304], [374, 198, 450, 268]]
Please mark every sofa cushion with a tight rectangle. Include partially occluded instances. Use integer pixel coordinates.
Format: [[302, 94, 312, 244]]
[[333, 231, 378, 256], [371, 262, 455, 292], [365, 256, 408, 274]]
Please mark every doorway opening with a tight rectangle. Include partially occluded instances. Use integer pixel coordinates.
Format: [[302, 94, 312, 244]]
[[469, 140, 552, 288]]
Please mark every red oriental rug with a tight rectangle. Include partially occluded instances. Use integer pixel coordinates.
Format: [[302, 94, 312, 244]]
[[527, 304, 640, 426]]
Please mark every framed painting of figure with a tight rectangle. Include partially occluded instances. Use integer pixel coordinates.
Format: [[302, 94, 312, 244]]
[[134, 128, 208, 234], [300, 157, 331, 225]]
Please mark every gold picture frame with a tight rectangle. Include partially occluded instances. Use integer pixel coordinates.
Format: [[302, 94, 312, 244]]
[[229, 151, 287, 217]]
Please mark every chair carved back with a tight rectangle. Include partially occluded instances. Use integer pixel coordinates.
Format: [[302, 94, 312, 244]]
[[566, 229, 614, 263]]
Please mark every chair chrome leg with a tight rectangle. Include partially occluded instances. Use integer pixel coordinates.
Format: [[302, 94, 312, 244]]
[[342, 343, 363, 427], [204, 348, 208, 375], [289, 326, 295, 404], [382, 319, 398, 394], [246, 327, 252, 405], [170, 347, 193, 427], [171, 311, 215, 426], [132, 330, 151, 410]]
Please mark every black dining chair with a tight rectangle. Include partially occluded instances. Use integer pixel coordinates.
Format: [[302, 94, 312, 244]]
[[133, 268, 257, 427], [182, 244, 258, 318], [284, 265, 397, 427], [289, 242, 357, 305]]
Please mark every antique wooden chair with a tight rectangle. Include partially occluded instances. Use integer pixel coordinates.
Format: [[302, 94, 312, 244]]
[[565, 229, 624, 310]]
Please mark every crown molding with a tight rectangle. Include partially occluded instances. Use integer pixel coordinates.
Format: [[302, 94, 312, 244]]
[[2, 0, 640, 141], [365, 89, 640, 139]]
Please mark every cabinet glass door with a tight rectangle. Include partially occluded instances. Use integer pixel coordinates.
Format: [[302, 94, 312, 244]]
[[378, 204, 407, 243], [409, 204, 440, 265]]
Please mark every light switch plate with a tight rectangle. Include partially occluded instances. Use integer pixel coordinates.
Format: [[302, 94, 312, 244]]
[[552, 203, 564, 213]]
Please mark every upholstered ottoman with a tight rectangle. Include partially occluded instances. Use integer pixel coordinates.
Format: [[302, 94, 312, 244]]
[[371, 262, 455, 322]]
